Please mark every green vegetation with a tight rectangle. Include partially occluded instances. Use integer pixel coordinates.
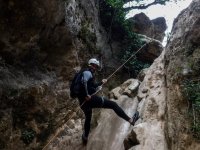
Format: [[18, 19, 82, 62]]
[[182, 79, 200, 140], [191, 106, 200, 140], [21, 128, 36, 144], [100, 0, 130, 37], [182, 79, 200, 105], [121, 33, 150, 76], [100, 0, 150, 77]]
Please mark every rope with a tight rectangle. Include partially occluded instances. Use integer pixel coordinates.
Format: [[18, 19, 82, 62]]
[[42, 39, 83, 150], [92, 41, 150, 96], [42, 100, 86, 150], [42, 8, 150, 147], [42, 40, 149, 149], [106, 42, 148, 81]]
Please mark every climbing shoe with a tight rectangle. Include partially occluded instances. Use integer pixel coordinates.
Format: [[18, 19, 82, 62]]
[[82, 132, 88, 145], [130, 110, 140, 126]]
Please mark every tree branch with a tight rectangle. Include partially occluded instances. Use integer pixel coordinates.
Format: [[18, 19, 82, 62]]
[[124, 0, 166, 12]]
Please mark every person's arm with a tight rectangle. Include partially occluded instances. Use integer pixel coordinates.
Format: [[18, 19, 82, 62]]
[[82, 71, 93, 99], [94, 79, 107, 88]]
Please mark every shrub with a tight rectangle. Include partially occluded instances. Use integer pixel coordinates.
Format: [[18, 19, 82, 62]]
[[182, 79, 200, 140], [21, 128, 36, 144], [100, 0, 149, 77]]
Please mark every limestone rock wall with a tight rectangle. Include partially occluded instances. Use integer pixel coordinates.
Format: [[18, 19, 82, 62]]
[[124, 49, 167, 150], [165, 0, 200, 149], [0, 0, 112, 149], [130, 13, 167, 42], [125, 0, 200, 150]]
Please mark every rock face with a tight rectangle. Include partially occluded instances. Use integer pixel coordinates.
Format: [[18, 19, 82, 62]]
[[125, 0, 200, 150], [130, 13, 167, 42], [0, 0, 143, 149], [86, 79, 140, 150], [0, 1, 74, 149], [151, 17, 167, 42], [124, 50, 167, 150], [1, 0, 199, 149], [0, 0, 73, 67], [137, 34, 163, 63], [46, 79, 140, 150], [0, 0, 112, 149], [165, 0, 200, 149]]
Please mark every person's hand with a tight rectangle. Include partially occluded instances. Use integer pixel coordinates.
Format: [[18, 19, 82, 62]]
[[96, 86, 102, 91], [102, 79, 107, 84], [85, 95, 91, 101]]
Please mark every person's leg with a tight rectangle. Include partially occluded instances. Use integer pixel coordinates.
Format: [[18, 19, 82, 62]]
[[80, 96, 139, 142], [88, 96, 130, 121], [88, 96, 139, 125], [82, 107, 92, 138], [102, 98, 131, 121]]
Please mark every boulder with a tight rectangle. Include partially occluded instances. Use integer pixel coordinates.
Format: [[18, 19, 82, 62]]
[[109, 79, 140, 99], [129, 13, 167, 42], [137, 34, 164, 63]]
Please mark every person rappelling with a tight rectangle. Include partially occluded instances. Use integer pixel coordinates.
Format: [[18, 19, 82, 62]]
[[42, 40, 148, 150], [70, 58, 140, 145]]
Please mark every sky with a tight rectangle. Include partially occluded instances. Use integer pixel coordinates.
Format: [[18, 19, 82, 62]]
[[125, 0, 193, 46]]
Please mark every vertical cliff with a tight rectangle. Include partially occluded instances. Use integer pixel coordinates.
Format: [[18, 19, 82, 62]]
[[1, 0, 198, 150], [165, 0, 200, 149], [124, 0, 200, 150], [0, 0, 113, 149]]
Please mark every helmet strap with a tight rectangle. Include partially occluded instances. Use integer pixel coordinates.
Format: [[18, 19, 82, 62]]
[[89, 64, 97, 72]]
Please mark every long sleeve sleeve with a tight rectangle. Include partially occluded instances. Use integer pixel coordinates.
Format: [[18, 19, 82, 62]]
[[82, 71, 93, 96]]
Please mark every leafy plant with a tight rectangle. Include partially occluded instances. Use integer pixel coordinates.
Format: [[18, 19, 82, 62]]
[[100, 0, 129, 37], [100, 0, 149, 77], [21, 128, 36, 144], [191, 106, 200, 140], [121, 33, 150, 76], [182, 79, 200, 105], [182, 79, 200, 140]]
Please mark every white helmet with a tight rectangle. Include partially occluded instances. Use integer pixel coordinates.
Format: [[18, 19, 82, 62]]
[[88, 58, 100, 67]]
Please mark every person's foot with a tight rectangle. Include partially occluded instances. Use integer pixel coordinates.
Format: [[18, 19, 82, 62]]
[[82, 132, 88, 145], [130, 110, 140, 126]]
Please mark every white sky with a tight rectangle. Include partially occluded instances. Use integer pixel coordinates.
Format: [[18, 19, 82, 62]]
[[125, 0, 192, 46]]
